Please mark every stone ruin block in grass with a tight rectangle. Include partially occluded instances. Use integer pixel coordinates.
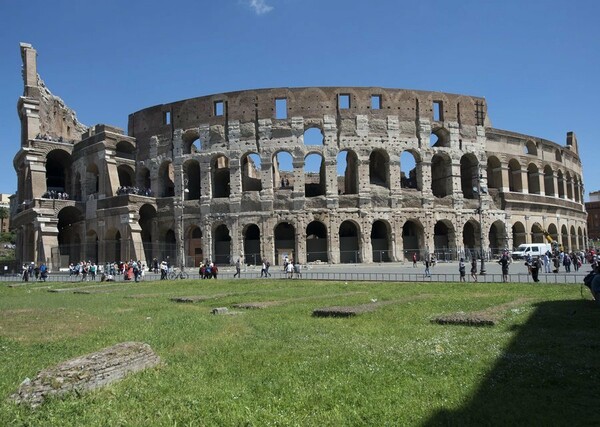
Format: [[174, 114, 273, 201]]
[[9, 342, 160, 408], [432, 313, 496, 326], [312, 303, 380, 318], [170, 296, 208, 303]]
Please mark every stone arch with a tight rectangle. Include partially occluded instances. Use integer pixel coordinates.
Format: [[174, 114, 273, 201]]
[[431, 153, 452, 197], [508, 159, 523, 192], [555, 149, 562, 162], [139, 204, 157, 263], [434, 220, 456, 261], [486, 156, 502, 190], [306, 221, 328, 263], [211, 154, 230, 198], [46, 149, 72, 194], [531, 223, 544, 243], [161, 229, 176, 263], [561, 225, 569, 251], [573, 176, 581, 203], [241, 153, 262, 192], [243, 223, 261, 265], [463, 219, 481, 257], [460, 153, 479, 199], [85, 229, 99, 263], [369, 149, 389, 188], [524, 140, 537, 156], [57, 206, 83, 265], [304, 153, 325, 197], [400, 150, 419, 190], [565, 171, 573, 200], [512, 221, 526, 248], [105, 227, 122, 263], [339, 220, 360, 264], [182, 129, 201, 154], [183, 159, 201, 200], [273, 151, 293, 190], [189, 225, 203, 267], [137, 166, 151, 192], [303, 127, 324, 146], [543, 165, 555, 197], [115, 141, 135, 159], [578, 226, 584, 250], [337, 149, 359, 195], [430, 127, 450, 148], [547, 223, 559, 243], [557, 169, 565, 198], [86, 162, 100, 195], [274, 221, 296, 265], [158, 161, 174, 197], [527, 163, 540, 195], [371, 220, 392, 262], [117, 164, 135, 188], [489, 220, 508, 256], [402, 219, 424, 260], [213, 224, 231, 265], [570, 225, 577, 251]]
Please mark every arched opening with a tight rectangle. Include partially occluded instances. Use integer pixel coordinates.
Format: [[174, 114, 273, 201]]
[[139, 204, 157, 263], [486, 156, 502, 190], [117, 165, 135, 188], [543, 165, 555, 197], [570, 225, 577, 251], [337, 150, 358, 195], [213, 224, 231, 265], [212, 155, 230, 198], [561, 225, 569, 251], [86, 230, 99, 263], [460, 154, 479, 199], [115, 141, 135, 159], [304, 153, 325, 197], [429, 127, 450, 148], [524, 140, 537, 156], [158, 161, 175, 197], [241, 153, 262, 192], [578, 226, 584, 250], [86, 162, 100, 195], [273, 151, 293, 190], [527, 163, 540, 195], [573, 176, 581, 203], [189, 226, 203, 267], [434, 221, 456, 261], [339, 220, 360, 263], [557, 170, 565, 198], [512, 222, 526, 248], [531, 223, 544, 243], [371, 220, 391, 262], [57, 206, 83, 265], [162, 229, 176, 264], [402, 220, 423, 261], [306, 221, 328, 263], [183, 160, 201, 200], [46, 149, 72, 194], [137, 166, 151, 194], [565, 172, 573, 200], [369, 149, 389, 188], [183, 131, 201, 154], [555, 149, 562, 162], [400, 151, 418, 190], [547, 223, 559, 244], [489, 220, 508, 257], [508, 159, 523, 192], [274, 222, 296, 265], [243, 224, 261, 265], [303, 127, 324, 146], [463, 220, 481, 258], [431, 153, 452, 198]]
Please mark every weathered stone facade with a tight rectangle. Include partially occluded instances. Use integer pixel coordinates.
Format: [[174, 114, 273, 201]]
[[12, 43, 588, 269]]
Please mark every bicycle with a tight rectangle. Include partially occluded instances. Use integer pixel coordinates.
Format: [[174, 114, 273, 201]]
[[168, 267, 189, 280]]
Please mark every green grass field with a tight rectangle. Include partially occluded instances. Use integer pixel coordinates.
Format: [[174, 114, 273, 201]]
[[0, 278, 598, 426]]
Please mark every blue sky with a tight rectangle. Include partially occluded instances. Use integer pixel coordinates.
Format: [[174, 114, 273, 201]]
[[0, 0, 598, 197]]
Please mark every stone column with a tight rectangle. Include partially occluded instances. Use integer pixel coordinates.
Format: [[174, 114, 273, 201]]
[[500, 166, 510, 193]]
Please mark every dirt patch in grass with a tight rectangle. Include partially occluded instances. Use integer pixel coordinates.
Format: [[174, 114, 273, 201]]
[[170, 293, 237, 303], [313, 294, 432, 318], [433, 298, 534, 326], [232, 291, 369, 310], [0, 307, 106, 343]]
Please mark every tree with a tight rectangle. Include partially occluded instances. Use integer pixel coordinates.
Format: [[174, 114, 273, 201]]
[[0, 207, 7, 235]]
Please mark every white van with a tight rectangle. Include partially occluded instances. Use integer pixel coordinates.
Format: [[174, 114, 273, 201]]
[[511, 243, 552, 260]]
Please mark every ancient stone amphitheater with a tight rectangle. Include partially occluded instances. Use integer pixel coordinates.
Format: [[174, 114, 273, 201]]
[[12, 43, 587, 269]]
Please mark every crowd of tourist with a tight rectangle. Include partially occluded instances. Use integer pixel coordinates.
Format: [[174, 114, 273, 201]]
[[42, 190, 71, 200], [116, 186, 153, 196], [35, 133, 75, 143]]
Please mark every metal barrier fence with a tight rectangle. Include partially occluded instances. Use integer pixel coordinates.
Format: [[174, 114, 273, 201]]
[[3, 270, 589, 285]]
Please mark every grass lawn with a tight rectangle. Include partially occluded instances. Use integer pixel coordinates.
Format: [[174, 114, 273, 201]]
[[0, 278, 598, 426]]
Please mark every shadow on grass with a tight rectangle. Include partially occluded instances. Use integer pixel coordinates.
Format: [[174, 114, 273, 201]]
[[424, 298, 600, 426]]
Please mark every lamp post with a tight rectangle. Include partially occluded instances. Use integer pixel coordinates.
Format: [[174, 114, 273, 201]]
[[475, 164, 487, 275]]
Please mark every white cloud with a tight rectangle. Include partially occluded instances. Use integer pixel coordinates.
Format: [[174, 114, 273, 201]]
[[248, 0, 273, 15]]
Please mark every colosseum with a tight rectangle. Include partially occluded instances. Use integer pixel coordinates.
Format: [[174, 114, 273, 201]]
[[12, 43, 588, 270]]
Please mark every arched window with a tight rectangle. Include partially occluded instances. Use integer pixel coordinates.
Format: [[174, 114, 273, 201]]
[[337, 150, 358, 195], [369, 149, 389, 188], [211, 155, 230, 198], [241, 153, 262, 192], [431, 153, 452, 197], [304, 153, 325, 197], [400, 151, 419, 190], [460, 154, 479, 199]]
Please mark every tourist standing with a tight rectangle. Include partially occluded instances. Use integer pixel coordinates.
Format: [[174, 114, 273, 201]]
[[498, 254, 510, 282], [424, 256, 431, 278], [412, 252, 417, 267], [233, 259, 241, 278], [459, 258, 466, 282], [530, 256, 541, 282], [470, 257, 478, 282]]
